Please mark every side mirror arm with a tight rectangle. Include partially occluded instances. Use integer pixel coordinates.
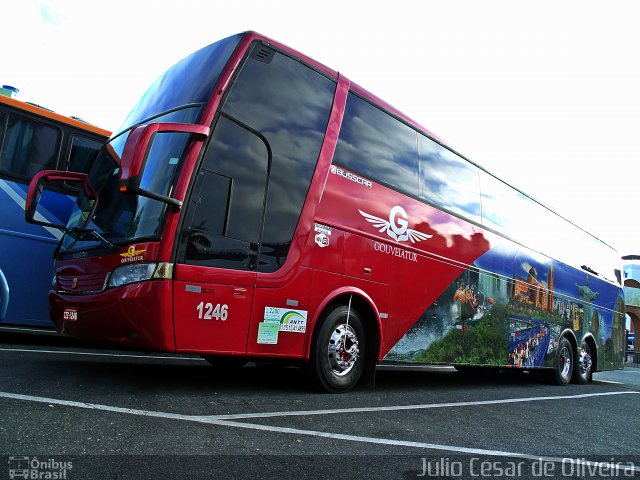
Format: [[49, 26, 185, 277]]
[[118, 122, 209, 210], [119, 122, 209, 188]]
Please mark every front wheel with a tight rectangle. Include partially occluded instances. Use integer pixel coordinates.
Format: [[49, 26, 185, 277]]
[[551, 337, 573, 385], [574, 342, 593, 384], [311, 305, 366, 393]]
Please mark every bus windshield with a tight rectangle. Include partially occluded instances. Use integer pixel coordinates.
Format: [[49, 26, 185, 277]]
[[59, 106, 197, 255], [58, 33, 242, 256]]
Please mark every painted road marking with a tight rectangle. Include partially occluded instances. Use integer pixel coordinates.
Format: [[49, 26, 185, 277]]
[[1, 390, 638, 473], [210, 419, 640, 474], [202, 390, 640, 420]]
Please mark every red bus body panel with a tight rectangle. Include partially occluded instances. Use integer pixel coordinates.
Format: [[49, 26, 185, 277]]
[[47, 32, 489, 359]]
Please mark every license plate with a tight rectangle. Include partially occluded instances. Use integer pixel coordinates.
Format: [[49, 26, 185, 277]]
[[63, 307, 78, 322]]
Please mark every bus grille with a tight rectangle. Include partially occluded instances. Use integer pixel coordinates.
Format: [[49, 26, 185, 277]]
[[58, 272, 108, 293]]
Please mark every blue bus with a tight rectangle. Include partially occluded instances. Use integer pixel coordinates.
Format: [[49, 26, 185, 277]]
[[0, 86, 110, 327]]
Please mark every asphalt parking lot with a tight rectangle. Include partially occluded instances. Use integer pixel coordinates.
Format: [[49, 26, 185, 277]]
[[1, 329, 639, 479]]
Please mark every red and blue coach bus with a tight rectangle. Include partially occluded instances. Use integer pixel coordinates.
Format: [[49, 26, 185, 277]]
[[25, 32, 625, 391], [0, 88, 109, 328]]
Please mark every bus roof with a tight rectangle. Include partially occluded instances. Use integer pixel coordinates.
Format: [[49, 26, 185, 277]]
[[0, 93, 111, 137]]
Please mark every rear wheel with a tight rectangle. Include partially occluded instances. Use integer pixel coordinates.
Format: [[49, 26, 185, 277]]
[[574, 341, 593, 384], [311, 304, 366, 393], [551, 337, 573, 385]]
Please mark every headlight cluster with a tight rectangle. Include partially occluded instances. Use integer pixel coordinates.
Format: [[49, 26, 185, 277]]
[[107, 262, 173, 288]]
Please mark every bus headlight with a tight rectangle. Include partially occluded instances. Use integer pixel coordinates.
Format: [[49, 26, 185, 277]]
[[108, 262, 173, 288]]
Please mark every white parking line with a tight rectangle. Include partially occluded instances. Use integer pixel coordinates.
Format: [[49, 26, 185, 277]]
[[202, 390, 640, 420], [594, 379, 625, 385], [212, 419, 640, 474], [1, 390, 638, 473], [0, 347, 203, 362]]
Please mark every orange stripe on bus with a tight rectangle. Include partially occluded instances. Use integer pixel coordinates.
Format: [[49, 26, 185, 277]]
[[0, 95, 111, 137]]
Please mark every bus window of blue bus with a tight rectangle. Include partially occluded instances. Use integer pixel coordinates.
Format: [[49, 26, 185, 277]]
[[69, 136, 105, 173], [0, 92, 110, 328]]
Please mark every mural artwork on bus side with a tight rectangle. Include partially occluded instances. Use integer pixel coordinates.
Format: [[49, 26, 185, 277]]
[[385, 248, 625, 370]]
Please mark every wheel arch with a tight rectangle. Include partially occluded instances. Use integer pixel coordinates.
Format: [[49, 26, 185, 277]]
[[560, 328, 578, 356], [580, 333, 598, 373], [551, 329, 578, 386], [304, 287, 383, 363]]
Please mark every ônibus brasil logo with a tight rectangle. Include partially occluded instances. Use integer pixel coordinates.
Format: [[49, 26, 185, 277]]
[[359, 206, 432, 243]]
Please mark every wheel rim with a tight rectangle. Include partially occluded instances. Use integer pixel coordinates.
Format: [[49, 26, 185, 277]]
[[558, 345, 572, 381], [578, 346, 592, 379], [327, 324, 359, 376]]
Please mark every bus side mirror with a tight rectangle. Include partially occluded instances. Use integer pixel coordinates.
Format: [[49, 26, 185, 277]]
[[118, 122, 210, 205], [25, 170, 97, 230]]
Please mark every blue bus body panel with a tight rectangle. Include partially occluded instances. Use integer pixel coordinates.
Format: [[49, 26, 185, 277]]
[[385, 232, 625, 371], [0, 178, 73, 327]]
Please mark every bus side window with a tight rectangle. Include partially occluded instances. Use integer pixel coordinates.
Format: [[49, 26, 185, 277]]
[[221, 44, 335, 273], [0, 114, 60, 179], [333, 93, 419, 197], [68, 135, 103, 173], [419, 134, 481, 223], [179, 116, 269, 271]]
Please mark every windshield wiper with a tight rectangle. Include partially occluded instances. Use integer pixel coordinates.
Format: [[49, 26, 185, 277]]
[[84, 229, 120, 252], [59, 227, 120, 256]]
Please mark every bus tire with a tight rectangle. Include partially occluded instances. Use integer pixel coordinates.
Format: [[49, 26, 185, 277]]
[[311, 304, 365, 393], [574, 341, 593, 384], [551, 336, 573, 386]]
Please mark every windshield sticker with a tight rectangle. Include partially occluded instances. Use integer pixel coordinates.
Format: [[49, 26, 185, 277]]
[[359, 206, 432, 244], [120, 245, 145, 264], [257, 321, 279, 344], [264, 307, 308, 333]]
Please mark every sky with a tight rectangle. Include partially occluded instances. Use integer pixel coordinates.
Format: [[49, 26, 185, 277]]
[[3, 0, 639, 256]]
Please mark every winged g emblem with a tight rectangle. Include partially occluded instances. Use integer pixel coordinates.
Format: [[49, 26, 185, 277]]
[[359, 206, 432, 243]]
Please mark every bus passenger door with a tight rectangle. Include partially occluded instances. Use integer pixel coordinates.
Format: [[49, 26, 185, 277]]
[[172, 116, 270, 354]]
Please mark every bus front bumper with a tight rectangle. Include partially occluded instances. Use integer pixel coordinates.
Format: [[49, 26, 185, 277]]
[[49, 280, 173, 351]]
